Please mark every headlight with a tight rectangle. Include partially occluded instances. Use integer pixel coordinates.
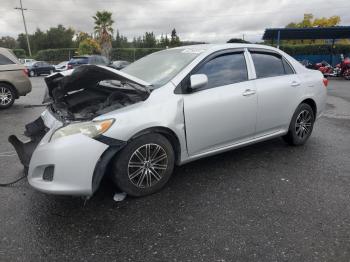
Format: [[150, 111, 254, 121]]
[[51, 119, 114, 141]]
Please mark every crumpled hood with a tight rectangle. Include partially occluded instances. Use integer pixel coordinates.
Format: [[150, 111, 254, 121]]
[[44, 64, 151, 102]]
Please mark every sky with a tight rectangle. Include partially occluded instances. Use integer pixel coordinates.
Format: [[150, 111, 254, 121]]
[[1, 0, 349, 43]]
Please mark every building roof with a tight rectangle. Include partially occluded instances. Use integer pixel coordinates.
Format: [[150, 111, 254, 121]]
[[263, 26, 350, 40]]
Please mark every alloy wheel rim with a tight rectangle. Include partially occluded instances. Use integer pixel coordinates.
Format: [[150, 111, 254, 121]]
[[128, 143, 168, 188], [0, 87, 13, 106], [295, 110, 312, 139]]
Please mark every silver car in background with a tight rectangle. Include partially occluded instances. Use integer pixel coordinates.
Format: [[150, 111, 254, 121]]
[[10, 44, 327, 197], [0, 48, 32, 109]]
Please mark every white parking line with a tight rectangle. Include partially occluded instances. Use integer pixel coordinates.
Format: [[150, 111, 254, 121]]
[[0, 154, 16, 157], [0, 151, 15, 154], [0, 151, 16, 157]]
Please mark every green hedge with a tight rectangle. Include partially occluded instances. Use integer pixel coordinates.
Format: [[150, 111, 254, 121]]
[[12, 49, 26, 58], [35, 48, 77, 62], [111, 48, 163, 61], [33, 47, 163, 63], [280, 44, 350, 56]]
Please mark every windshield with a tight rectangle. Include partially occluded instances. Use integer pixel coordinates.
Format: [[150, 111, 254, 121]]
[[121, 49, 202, 87]]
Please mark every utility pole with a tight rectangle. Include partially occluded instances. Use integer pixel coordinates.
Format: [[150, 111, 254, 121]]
[[15, 0, 32, 56]]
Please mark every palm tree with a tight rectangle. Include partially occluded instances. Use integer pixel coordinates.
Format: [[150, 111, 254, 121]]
[[93, 11, 114, 59]]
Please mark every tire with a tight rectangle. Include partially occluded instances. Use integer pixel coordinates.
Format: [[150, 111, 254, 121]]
[[283, 103, 315, 146], [29, 70, 36, 77], [112, 133, 175, 197], [344, 69, 350, 80], [0, 83, 16, 109]]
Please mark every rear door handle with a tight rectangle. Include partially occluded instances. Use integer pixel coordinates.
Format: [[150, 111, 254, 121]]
[[291, 81, 301, 87], [242, 89, 256, 96]]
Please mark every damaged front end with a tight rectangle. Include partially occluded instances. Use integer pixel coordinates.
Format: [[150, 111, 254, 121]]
[[9, 117, 48, 170], [44, 64, 151, 121], [8, 65, 151, 194]]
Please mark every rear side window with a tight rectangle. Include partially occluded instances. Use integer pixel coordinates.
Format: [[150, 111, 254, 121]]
[[0, 54, 15, 65], [195, 52, 248, 89], [251, 52, 287, 78]]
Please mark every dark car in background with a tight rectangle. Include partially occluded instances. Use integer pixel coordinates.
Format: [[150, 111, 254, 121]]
[[67, 55, 110, 69], [25, 61, 55, 77]]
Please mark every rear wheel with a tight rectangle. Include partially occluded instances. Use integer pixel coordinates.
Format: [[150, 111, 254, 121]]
[[0, 83, 15, 109], [283, 103, 315, 146], [112, 133, 175, 197]]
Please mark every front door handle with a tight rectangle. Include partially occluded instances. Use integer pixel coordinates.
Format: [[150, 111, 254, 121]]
[[291, 81, 301, 87], [242, 89, 256, 96]]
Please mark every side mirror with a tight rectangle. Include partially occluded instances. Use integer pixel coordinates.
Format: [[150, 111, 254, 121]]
[[189, 74, 208, 91]]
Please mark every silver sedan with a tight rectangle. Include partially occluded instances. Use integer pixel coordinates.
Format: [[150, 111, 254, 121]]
[[10, 44, 327, 197]]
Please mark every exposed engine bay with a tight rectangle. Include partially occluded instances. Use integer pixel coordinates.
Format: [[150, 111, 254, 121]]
[[44, 65, 151, 121]]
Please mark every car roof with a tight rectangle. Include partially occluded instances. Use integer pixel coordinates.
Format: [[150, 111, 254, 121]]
[[171, 43, 280, 53]]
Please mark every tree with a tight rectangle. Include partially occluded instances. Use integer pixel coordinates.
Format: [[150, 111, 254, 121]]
[[227, 38, 250, 44], [113, 30, 129, 48], [75, 31, 90, 47], [17, 33, 30, 55], [170, 28, 181, 47], [283, 14, 342, 45], [285, 13, 341, 28], [93, 11, 114, 59], [143, 32, 157, 48], [313, 15, 341, 27], [0, 36, 16, 49], [45, 25, 75, 49], [78, 38, 100, 55]]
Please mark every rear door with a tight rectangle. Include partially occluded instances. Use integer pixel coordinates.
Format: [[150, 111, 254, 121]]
[[249, 50, 300, 135], [183, 51, 257, 156]]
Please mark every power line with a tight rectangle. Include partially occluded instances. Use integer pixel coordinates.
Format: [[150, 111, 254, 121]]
[[14, 0, 31, 56]]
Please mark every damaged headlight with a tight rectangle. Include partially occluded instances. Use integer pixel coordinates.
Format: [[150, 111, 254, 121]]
[[51, 119, 115, 141]]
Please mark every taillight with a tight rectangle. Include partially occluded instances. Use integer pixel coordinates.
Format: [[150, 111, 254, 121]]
[[322, 78, 329, 87], [67, 64, 73, 69], [22, 68, 28, 77]]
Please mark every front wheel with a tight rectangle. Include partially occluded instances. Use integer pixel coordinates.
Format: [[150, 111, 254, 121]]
[[283, 103, 315, 146], [112, 133, 175, 197]]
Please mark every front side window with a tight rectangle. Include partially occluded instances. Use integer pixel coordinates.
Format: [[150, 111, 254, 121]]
[[194, 52, 248, 89], [0, 54, 15, 65]]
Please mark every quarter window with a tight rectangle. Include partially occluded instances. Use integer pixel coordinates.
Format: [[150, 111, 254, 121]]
[[194, 52, 248, 89], [0, 54, 15, 65], [282, 59, 294, 74], [251, 52, 287, 78]]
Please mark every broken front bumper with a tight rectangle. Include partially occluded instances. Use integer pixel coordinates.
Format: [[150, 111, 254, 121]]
[[9, 109, 124, 196]]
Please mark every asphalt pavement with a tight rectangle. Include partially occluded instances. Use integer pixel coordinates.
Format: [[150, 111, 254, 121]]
[[0, 76, 349, 262]]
